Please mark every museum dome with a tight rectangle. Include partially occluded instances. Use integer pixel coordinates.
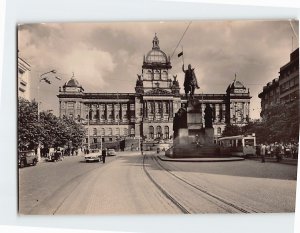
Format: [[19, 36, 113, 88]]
[[145, 34, 168, 63], [62, 73, 84, 92], [64, 78, 80, 87]]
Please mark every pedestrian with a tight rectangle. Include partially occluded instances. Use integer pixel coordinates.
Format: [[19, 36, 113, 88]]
[[275, 142, 282, 162], [102, 148, 107, 164], [260, 143, 266, 163]]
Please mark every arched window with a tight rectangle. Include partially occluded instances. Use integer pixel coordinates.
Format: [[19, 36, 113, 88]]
[[154, 70, 160, 80], [217, 127, 221, 135], [164, 126, 169, 139], [147, 70, 152, 80], [161, 70, 168, 80], [149, 126, 154, 139], [156, 126, 162, 139]]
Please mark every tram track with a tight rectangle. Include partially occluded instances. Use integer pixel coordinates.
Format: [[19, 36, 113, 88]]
[[143, 153, 262, 214], [142, 154, 190, 214]]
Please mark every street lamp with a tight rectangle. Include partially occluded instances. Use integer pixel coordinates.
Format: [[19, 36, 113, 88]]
[[36, 69, 60, 161]]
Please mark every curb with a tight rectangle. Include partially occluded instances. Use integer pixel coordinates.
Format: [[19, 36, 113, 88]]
[[247, 157, 298, 166], [157, 156, 245, 162]]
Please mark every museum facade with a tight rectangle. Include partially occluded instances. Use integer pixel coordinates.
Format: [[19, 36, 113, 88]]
[[57, 34, 251, 149]]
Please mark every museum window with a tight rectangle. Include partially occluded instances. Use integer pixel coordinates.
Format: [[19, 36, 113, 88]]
[[101, 128, 105, 136], [124, 128, 128, 136], [108, 128, 112, 136], [130, 128, 135, 136], [116, 128, 120, 136], [217, 127, 221, 135], [130, 104, 135, 111], [93, 128, 97, 136], [67, 102, 75, 109], [149, 126, 154, 139], [156, 126, 162, 139], [164, 126, 169, 139], [150, 102, 154, 114], [165, 102, 169, 113]]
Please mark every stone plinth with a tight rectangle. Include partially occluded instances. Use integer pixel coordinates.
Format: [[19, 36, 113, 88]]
[[170, 100, 220, 158]]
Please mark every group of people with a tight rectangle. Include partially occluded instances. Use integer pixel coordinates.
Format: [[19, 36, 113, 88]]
[[258, 142, 298, 163]]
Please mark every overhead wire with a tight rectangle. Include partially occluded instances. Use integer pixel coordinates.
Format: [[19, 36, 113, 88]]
[[170, 21, 192, 59]]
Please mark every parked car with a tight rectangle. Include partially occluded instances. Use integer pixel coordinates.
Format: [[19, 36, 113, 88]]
[[85, 151, 101, 162], [107, 149, 116, 156], [18, 150, 38, 168]]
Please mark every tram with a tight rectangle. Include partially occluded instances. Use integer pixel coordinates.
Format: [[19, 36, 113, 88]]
[[217, 135, 256, 157]]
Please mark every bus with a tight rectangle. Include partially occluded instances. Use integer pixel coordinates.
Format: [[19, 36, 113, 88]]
[[217, 135, 256, 157]]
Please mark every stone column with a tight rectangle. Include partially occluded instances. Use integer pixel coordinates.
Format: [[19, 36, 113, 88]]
[[201, 104, 205, 126], [222, 103, 226, 122], [215, 104, 220, 122]]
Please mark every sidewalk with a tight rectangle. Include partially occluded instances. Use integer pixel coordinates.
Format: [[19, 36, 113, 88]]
[[157, 154, 245, 162], [248, 156, 298, 166]]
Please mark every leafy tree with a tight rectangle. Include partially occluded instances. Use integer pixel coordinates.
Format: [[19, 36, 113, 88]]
[[18, 98, 39, 150], [241, 101, 299, 144], [221, 124, 243, 137], [18, 98, 85, 151]]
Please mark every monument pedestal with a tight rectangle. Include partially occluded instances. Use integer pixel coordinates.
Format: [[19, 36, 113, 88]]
[[170, 100, 220, 158]]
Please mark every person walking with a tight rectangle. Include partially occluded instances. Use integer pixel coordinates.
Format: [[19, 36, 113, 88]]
[[275, 142, 282, 162], [102, 148, 107, 164], [260, 143, 266, 163]]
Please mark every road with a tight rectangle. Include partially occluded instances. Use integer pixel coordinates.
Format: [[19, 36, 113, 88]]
[[18, 152, 297, 214]]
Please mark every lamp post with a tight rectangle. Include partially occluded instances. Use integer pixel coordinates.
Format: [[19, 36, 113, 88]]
[[36, 69, 60, 161]]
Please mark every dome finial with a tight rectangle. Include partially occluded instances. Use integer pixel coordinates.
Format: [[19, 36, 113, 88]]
[[152, 33, 160, 49]]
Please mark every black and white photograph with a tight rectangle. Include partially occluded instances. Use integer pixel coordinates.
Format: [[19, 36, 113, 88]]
[[17, 20, 299, 215]]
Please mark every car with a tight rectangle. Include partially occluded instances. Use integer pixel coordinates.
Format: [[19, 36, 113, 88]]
[[84, 152, 101, 162], [18, 150, 38, 168], [107, 149, 117, 156]]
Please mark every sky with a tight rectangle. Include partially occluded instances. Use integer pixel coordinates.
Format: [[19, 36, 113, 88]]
[[18, 20, 299, 119]]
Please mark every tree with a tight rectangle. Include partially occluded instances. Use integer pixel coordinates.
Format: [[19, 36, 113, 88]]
[[242, 101, 299, 143], [18, 98, 85, 151], [18, 98, 39, 151], [221, 124, 243, 137]]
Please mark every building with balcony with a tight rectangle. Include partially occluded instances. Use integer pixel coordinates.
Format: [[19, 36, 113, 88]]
[[279, 48, 299, 102], [18, 56, 31, 100], [258, 78, 280, 117], [259, 48, 299, 118], [57, 34, 251, 148]]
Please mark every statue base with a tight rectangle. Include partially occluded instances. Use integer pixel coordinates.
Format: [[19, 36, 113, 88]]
[[170, 100, 220, 158]]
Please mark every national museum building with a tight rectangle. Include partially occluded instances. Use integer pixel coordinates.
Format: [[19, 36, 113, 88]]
[[57, 35, 251, 149]]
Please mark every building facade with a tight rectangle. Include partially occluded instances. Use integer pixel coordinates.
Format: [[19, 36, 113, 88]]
[[258, 78, 280, 117], [18, 56, 31, 100], [259, 48, 299, 118], [58, 35, 251, 148]]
